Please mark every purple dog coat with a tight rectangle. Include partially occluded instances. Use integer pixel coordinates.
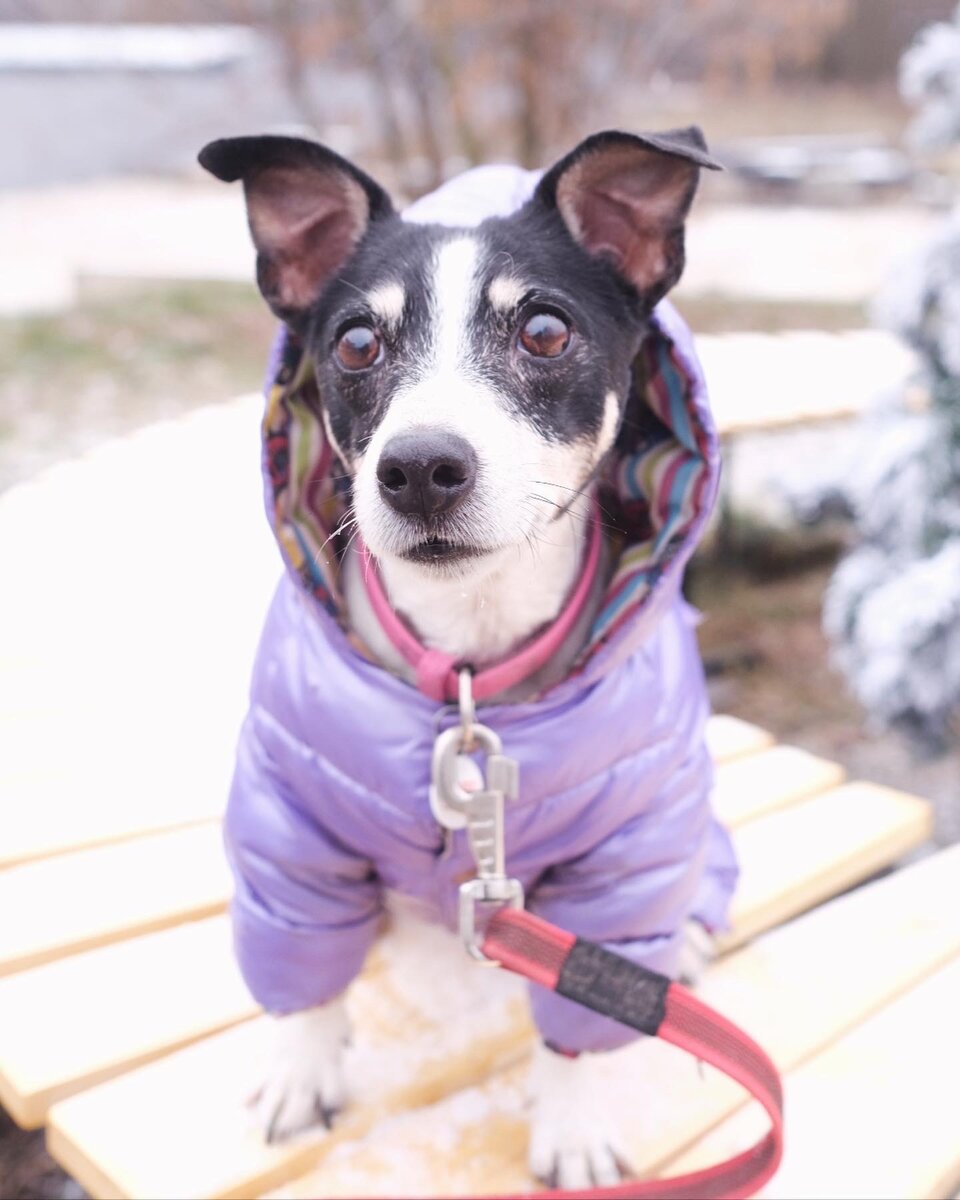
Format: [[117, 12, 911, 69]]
[[224, 167, 738, 1053]]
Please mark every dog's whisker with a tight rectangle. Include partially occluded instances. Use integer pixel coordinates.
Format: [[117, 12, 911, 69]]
[[525, 493, 618, 541], [314, 514, 359, 564], [527, 479, 619, 526], [519, 499, 566, 543]]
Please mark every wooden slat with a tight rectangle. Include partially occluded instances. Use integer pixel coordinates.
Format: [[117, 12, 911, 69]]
[[704, 715, 773, 765], [47, 842, 959, 1200], [712, 744, 844, 829], [698, 330, 918, 437], [0, 823, 229, 977], [720, 780, 932, 951], [666, 955, 960, 1199], [0, 398, 276, 872], [0, 764, 226, 872], [8, 774, 926, 1133], [0, 916, 257, 1128]]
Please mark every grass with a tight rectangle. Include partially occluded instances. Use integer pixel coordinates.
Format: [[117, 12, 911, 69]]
[[675, 291, 868, 335], [0, 279, 274, 491]]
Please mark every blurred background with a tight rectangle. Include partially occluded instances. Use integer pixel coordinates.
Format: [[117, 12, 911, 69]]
[[2, 3, 960, 1192]]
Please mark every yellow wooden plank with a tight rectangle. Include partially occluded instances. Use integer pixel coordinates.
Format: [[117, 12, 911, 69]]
[[18, 770, 925, 1135], [0, 663, 233, 870], [0, 805, 223, 873], [0, 915, 257, 1128], [268, 845, 960, 1199], [705, 714, 774, 765], [0, 823, 229, 977], [267, 1065, 532, 1200], [48, 914, 532, 1200], [48, 844, 960, 1200], [666, 955, 960, 1199], [0, 398, 275, 872], [712, 744, 844, 829], [721, 781, 932, 951], [7, 773, 927, 1134]]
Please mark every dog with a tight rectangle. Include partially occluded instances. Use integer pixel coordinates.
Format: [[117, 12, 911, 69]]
[[200, 127, 738, 1189]]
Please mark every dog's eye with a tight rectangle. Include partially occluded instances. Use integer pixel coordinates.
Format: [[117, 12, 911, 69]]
[[519, 312, 570, 358], [336, 325, 382, 371]]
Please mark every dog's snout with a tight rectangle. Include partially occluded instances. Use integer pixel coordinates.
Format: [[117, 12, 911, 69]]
[[377, 431, 477, 518]]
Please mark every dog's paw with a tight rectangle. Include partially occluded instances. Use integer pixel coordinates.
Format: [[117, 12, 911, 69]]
[[252, 999, 349, 1144], [676, 917, 715, 987], [528, 1043, 632, 1188]]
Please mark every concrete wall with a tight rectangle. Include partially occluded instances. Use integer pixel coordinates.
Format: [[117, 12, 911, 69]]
[[0, 25, 376, 189]]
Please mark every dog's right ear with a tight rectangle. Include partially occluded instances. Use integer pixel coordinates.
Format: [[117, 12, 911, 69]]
[[198, 135, 395, 330], [534, 127, 720, 308]]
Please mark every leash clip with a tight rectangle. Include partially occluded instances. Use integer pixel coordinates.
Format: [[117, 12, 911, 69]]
[[459, 876, 524, 962], [430, 669, 524, 961]]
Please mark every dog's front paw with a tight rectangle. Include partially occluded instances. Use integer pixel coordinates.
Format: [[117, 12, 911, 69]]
[[528, 1043, 632, 1189], [253, 998, 349, 1143]]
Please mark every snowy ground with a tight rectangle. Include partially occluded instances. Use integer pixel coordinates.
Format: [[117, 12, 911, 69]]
[[0, 178, 253, 315], [0, 173, 939, 316]]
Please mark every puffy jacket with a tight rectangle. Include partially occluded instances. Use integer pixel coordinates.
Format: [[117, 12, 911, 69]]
[[224, 166, 738, 1052]]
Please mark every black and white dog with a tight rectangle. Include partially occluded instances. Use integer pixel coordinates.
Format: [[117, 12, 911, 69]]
[[200, 126, 718, 1188]]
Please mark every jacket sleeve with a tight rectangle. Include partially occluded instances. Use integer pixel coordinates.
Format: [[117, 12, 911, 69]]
[[525, 740, 737, 1053], [223, 708, 383, 1015]]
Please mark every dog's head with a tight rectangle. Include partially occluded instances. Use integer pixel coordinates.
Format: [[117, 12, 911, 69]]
[[199, 129, 718, 576]]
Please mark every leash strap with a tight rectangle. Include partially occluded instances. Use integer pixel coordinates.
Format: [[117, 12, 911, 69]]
[[483, 907, 784, 1200]]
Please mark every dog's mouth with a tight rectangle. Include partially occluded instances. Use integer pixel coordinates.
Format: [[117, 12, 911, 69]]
[[402, 536, 487, 565]]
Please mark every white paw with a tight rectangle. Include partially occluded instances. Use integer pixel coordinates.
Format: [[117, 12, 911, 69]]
[[528, 1043, 632, 1188], [676, 917, 715, 986], [253, 998, 349, 1143]]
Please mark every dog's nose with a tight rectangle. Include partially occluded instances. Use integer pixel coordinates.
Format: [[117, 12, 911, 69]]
[[377, 431, 477, 518]]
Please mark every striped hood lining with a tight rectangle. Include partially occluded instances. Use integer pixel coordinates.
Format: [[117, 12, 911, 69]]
[[261, 302, 717, 680]]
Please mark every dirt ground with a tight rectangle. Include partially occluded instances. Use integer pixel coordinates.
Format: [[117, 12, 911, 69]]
[[693, 555, 960, 848], [0, 1113, 82, 1200]]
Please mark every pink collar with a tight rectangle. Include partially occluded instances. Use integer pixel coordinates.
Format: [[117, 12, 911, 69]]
[[359, 506, 602, 703]]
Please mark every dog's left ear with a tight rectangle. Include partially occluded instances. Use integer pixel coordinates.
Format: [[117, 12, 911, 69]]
[[534, 127, 721, 305], [198, 134, 395, 330]]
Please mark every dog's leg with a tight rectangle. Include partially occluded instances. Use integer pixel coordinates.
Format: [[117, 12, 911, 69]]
[[677, 917, 715, 986], [253, 997, 350, 1143], [528, 922, 715, 1186], [528, 1042, 631, 1188]]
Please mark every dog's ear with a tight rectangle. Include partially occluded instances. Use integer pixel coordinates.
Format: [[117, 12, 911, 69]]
[[534, 127, 721, 305], [198, 135, 395, 330]]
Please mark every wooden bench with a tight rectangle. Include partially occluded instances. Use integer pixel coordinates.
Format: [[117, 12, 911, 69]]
[[1, 714, 953, 1200], [0, 404, 951, 1198]]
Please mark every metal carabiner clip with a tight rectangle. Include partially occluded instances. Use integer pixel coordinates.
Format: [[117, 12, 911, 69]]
[[430, 668, 524, 960]]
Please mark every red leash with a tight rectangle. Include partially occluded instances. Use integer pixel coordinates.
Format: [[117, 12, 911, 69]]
[[483, 907, 784, 1200]]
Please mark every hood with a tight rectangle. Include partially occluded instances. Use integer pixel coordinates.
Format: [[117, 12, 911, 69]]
[[258, 169, 720, 695]]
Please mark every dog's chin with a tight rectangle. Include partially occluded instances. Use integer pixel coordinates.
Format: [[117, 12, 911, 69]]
[[371, 531, 512, 581], [359, 508, 537, 580], [401, 537, 489, 569]]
